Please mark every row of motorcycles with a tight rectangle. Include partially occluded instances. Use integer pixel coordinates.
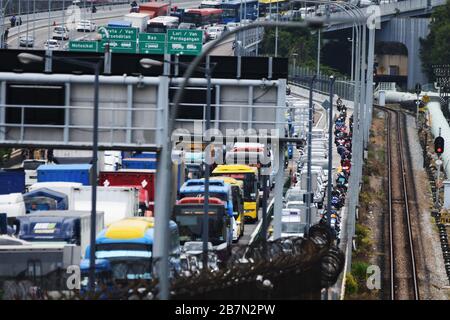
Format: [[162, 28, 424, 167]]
[[320, 98, 354, 244]]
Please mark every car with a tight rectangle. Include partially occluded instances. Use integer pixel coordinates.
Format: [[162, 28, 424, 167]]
[[19, 35, 34, 47], [76, 20, 96, 32], [52, 26, 69, 40], [178, 22, 196, 30], [44, 39, 61, 50], [226, 22, 239, 31], [206, 25, 225, 40]]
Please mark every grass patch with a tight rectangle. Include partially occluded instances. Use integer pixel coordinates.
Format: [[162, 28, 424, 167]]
[[354, 223, 373, 257]]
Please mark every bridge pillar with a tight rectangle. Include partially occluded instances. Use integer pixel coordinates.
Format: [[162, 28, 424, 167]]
[[376, 17, 431, 89]]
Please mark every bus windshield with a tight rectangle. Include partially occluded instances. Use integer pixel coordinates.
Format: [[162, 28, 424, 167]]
[[173, 205, 225, 244], [212, 173, 256, 202], [95, 243, 153, 280]]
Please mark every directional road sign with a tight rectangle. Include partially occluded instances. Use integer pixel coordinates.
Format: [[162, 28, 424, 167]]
[[99, 27, 138, 41], [68, 41, 99, 52], [100, 40, 137, 53], [139, 33, 166, 54], [99, 26, 138, 54], [167, 29, 203, 56]]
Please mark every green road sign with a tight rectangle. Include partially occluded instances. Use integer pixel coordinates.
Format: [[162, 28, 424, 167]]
[[139, 33, 166, 54], [167, 29, 203, 55], [68, 41, 99, 52], [100, 40, 137, 53], [99, 26, 138, 41]]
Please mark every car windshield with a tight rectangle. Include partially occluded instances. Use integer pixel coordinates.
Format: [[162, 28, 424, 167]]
[[286, 203, 304, 209], [286, 191, 305, 202]]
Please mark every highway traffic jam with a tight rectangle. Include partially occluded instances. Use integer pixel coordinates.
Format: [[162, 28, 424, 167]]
[[0, 78, 352, 296], [0, 0, 361, 299], [3, 0, 373, 52]]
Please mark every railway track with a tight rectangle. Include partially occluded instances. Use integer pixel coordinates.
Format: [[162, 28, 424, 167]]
[[380, 106, 419, 300]]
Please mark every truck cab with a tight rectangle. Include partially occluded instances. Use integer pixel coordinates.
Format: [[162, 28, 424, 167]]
[[85, 217, 180, 283]]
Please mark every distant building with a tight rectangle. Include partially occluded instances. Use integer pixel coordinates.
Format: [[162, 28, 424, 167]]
[[374, 41, 408, 89]]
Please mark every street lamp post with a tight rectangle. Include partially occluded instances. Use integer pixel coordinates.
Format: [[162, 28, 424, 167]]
[[292, 52, 298, 78], [306, 75, 316, 229], [316, 29, 320, 76], [326, 75, 335, 227], [17, 51, 105, 293]]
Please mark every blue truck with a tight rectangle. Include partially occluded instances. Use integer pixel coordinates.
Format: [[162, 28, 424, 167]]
[[16, 210, 104, 258], [37, 164, 93, 185], [0, 169, 25, 195]]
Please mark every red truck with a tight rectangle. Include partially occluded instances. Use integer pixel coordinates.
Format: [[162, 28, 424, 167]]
[[137, 2, 170, 18], [99, 170, 156, 215]]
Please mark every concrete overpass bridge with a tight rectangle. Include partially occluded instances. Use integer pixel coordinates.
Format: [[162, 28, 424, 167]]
[[323, 0, 447, 89]]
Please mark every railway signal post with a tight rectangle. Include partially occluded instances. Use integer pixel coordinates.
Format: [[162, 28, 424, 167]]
[[434, 131, 444, 208]]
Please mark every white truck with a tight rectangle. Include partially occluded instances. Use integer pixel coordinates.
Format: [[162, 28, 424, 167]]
[[0, 193, 26, 222], [0, 242, 81, 298], [124, 12, 150, 32], [70, 186, 140, 226], [22, 159, 47, 187], [29, 183, 139, 226]]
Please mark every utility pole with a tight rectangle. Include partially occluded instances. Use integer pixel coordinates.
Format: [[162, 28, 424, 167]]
[[47, 0, 51, 42], [326, 76, 335, 225], [306, 75, 317, 229], [203, 56, 212, 270], [275, 0, 278, 57], [316, 29, 321, 77]]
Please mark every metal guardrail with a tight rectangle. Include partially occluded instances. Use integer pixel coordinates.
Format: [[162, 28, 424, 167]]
[[289, 66, 355, 101]]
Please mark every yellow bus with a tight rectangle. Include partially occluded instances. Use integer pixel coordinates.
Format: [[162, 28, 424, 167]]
[[211, 176, 245, 240], [211, 164, 260, 223]]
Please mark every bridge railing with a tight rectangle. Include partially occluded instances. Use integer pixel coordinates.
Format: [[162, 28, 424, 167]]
[[289, 66, 355, 102]]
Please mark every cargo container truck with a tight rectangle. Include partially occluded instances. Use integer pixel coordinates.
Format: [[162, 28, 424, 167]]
[[37, 164, 93, 186], [0, 193, 26, 222], [124, 12, 150, 32], [29, 183, 140, 226], [16, 210, 104, 258], [99, 170, 155, 213], [0, 169, 25, 195], [138, 2, 170, 18]]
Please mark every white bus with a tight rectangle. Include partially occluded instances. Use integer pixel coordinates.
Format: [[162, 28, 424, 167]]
[[147, 16, 179, 33]]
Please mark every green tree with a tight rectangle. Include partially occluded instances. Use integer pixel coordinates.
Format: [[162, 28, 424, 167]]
[[420, 0, 450, 79], [260, 26, 345, 77]]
